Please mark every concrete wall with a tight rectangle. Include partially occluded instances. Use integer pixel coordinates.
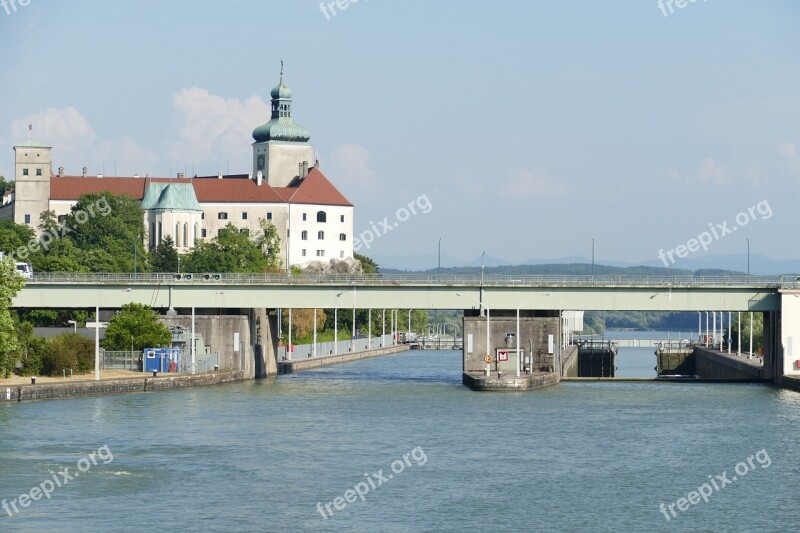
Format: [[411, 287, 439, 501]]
[[160, 314, 253, 376], [693, 347, 764, 380], [1, 371, 246, 403], [780, 292, 800, 377], [656, 349, 694, 375], [561, 345, 579, 377], [278, 345, 409, 374], [462, 312, 560, 374]]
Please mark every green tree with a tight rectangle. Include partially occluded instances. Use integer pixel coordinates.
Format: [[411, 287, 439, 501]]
[[150, 235, 179, 273], [37, 209, 60, 237], [66, 193, 146, 272], [732, 313, 764, 354], [0, 176, 13, 196], [0, 258, 25, 377], [184, 223, 268, 273], [255, 218, 282, 270], [0, 220, 34, 256], [101, 303, 171, 352], [40, 334, 94, 376], [15, 321, 46, 376], [355, 253, 379, 274]]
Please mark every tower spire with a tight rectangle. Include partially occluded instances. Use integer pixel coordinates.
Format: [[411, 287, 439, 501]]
[[280, 60, 284, 83]]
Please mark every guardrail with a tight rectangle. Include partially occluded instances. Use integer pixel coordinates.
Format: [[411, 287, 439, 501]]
[[23, 272, 800, 288]]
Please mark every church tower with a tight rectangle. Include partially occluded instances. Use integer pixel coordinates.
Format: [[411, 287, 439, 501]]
[[251, 64, 314, 187]]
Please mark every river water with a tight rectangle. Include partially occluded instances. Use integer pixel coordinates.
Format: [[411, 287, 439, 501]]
[[1, 348, 798, 532]]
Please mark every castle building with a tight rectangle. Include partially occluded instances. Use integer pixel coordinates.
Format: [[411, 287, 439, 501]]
[[0, 72, 354, 268]]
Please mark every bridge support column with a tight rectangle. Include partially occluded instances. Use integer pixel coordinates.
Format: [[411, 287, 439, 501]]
[[778, 291, 800, 381], [251, 308, 279, 378]]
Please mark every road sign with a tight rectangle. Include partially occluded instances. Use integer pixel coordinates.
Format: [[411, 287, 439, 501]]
[[497, 350, 509, 362]]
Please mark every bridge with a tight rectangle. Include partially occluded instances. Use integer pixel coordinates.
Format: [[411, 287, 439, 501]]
[[10, 273, 800, 384], [12, 273, 794, 311]]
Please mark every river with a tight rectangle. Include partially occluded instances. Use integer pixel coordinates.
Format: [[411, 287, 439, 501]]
[[1, 348, 798, 532]]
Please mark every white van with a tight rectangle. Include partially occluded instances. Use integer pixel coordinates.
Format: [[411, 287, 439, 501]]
[[15, 262, 32, 279]]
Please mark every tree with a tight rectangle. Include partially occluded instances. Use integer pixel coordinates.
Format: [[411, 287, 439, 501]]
[[732, 313, 764, 354], [66, 193, 146, 272], [0, 220, 35, 256], [150, 235, 179, 273], [101, 303, 171, 352], [37, 209, 60, 238], [40, 334, 94, 376], [255, 218, 282, 270], [184, 223, 268, 273], [0, 176, 13, 196], [355, 253, 379, 274], [282, 308, 327, 341], [0, 258, 25, 377]]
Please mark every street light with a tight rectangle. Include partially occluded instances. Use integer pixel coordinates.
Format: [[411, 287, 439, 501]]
[[438, 237, 441, 277], [456, 293, 490, 376], [95, 288, 132, 381], [746, 238, 750, 276], [67, 319, 77, 333]]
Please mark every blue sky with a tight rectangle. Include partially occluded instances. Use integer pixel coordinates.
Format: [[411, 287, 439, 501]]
[[1, 0, 798, 268]]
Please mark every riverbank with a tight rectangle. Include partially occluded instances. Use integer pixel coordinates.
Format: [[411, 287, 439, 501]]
[[0, 370, 246, 403]]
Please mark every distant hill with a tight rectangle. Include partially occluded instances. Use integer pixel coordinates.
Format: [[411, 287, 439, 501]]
[[381, 262, 751, 277]]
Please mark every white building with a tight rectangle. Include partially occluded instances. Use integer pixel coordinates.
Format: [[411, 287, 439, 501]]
[[0, 72, 354, 268]]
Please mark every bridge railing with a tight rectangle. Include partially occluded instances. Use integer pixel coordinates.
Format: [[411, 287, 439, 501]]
[[24, 272, 800, 288]]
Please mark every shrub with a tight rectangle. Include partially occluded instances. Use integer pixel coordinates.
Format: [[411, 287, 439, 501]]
[[40, 334, 94, 376]]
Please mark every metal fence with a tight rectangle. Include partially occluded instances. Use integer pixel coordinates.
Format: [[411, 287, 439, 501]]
[[278, 334, 395, 361], [26, 272, 800, 288], [102, 350, 221, 373]]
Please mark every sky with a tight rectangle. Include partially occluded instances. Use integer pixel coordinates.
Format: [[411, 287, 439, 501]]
[[1, 0, 798, 269]]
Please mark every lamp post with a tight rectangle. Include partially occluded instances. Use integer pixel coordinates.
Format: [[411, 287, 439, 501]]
[[457, 293, 490, 376], [438, 237, 441, 277], [67, 319, 77, 333], [191, 291, 224, 374], [746, 238, 750, 276], [95, 288, 132, 381], [591, 238, 595, 281], [351, 283, 356, 351]]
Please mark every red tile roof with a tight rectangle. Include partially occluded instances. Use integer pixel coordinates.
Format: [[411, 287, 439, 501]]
[[48, 167, 352, 207], [276, 168, 353, 206]]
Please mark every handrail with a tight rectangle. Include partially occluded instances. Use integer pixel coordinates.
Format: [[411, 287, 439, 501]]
[[22, 272, 800, 289]]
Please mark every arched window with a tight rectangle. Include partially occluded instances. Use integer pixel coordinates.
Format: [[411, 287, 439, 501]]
[[318, 231, 325, 240], [183, 223, 188, 247], [150, 223, 156, 248], [193, 223, 198, 246], [175, 224, 180, 247], [157, 222, 162, 244], [301, 230, 308, 240], [317, 211, 327, 223], [339, 233, 346, 241]]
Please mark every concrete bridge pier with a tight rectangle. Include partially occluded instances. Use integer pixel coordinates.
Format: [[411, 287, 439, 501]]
[[251, 308, 279, 379]]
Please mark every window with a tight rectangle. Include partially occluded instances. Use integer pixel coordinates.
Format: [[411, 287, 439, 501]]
[[242, 212, 248, 220], [22, 168, 28, 176], [340, 251, 344, 258], [302, 213, 307, 221], [318, 231, 325, 240], [183, 223, 188, 246], [201, 229, 207, 238], [240, 228, 250, 236], [36, 169, 42, 176], [266, 212, 272, 220], [340, 215, 345, 223], [58, 215, 67, 223], [150, 223, 156, 247], [339, 233, 346, 241], [301, 230, 308, 240], [175, 224, 180, 247], [201, 212, 205, 220], [302, 249, 307, 257], [316, 250, 325, 257], [24, 214, 30, 224], [317, 211, 327, 223], [218, 212, 228, 220]]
